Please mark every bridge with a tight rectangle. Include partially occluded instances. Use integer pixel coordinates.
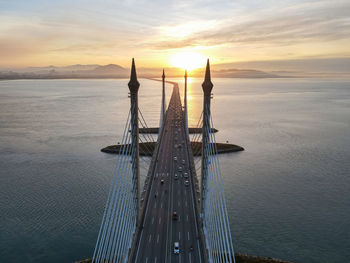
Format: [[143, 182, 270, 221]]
[[91, 59, 236, 263]]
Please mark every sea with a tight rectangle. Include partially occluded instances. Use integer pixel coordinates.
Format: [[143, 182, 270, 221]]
[[0, 78, 349, 263]]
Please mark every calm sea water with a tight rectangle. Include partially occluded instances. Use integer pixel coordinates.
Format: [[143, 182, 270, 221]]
[[0, 78, 349, 263]]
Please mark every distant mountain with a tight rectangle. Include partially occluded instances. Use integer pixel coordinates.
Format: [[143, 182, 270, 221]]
[[91, 64, 128, 76], [192, 68, 281, 78], [11, 64, 100, 73], [212, 57, 350, 76], [0, 63, 286, 79]]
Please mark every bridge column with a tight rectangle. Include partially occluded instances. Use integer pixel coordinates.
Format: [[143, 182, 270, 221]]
[[128, 58, 141, 225], [201, 59, 213, 214], [184, 70, 189, 136], [159, 69, 166, 134]]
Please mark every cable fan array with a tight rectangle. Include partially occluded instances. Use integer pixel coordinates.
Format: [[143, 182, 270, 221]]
[[202, 108, 236, 263], [92, 104, 156, 263]]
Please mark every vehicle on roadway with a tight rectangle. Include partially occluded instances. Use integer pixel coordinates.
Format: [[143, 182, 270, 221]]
[[182, 159, 185, 164], [174, 242, 180, 254], [160, 179, 164, 184], [172, 211, 178, 220], [183, 172, 188, 178], [184, 180, 189, 186], [173, 156, 177, 161], [174, 173, 179, 180], [178, 166, 182, 172]]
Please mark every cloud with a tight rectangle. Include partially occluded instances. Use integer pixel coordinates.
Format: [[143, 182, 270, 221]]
[[0, 0, 349, 67], [150, 1, 350, 50]]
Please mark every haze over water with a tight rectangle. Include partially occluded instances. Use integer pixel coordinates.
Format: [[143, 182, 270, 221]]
[[1, 78, 350, 263]]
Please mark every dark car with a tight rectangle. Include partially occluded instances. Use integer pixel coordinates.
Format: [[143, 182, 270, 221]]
[[172, 211, 178, 220]]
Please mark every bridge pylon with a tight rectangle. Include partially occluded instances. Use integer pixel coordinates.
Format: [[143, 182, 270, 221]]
[[184, 69, 189, 136], [159, 69, 166, 135], [201, 59, 213, 214], [128, 58, 141, 224]]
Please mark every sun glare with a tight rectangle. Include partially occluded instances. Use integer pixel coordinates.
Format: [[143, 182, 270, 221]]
[[170, 52, 207, 71]]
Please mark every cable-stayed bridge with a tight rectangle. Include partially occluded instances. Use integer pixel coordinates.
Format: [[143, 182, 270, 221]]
[[91, 59, 236, 263]]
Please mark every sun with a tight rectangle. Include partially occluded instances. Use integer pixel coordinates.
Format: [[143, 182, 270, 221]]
[[170, 52, 206, 71]]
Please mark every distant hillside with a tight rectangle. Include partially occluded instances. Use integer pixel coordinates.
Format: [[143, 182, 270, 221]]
[[0, 63, 284, 79], [193, 68, 281, 78], [92, 64, 127, 75]]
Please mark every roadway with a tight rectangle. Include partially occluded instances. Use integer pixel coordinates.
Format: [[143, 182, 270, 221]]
[[133, 85, 204, 263]]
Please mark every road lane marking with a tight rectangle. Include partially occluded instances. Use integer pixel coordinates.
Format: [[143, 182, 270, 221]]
[[159, 217, 161, 224], [179, 232, 181, 240], [161, 202, 163, 209], [186, 215, 189, 221], [154, 257, 157, 263], [187, 232, 190, 241], [149, 234, 152, 243], [189, 254, 192, 263], [152, 217, 154, 224], [134, 231, 143, 262], [145, 257, 148, 263], [157, 234, 159, 243], [185, 201, 188, 207], [197, 241, 201, 263]]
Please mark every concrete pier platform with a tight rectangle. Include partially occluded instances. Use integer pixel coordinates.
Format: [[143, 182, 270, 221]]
[[101, 141, 244, 156], [139, 127, 218, 134]]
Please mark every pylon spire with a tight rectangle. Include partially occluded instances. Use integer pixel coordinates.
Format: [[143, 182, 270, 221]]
[[160, 68, 166, 133], [128, 58, 140, 94], [127, 58, 141, 225], [202, 59, 213, 95]]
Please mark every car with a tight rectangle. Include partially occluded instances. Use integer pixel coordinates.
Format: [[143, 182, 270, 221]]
[[173, 156, 177, 161], [172, 211, 178, 220], [174, 173, 179, 180], [184, 180, 189, 186], [182, 159, 185, 164], [183, 172, 188, 178], [160, 179, 164, 184], [174, 242, 180, 254], [178, 166, 182, 172]]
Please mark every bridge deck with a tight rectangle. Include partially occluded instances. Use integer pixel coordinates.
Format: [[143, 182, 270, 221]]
[[132, 85, 204, 263]]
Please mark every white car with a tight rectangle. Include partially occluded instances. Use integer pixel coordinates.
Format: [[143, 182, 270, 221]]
[[174, 173, 179, 180], [182, 159, 185, 165], [184, 180, 189, 186], [174, 242, 180, 254], [183, 172, 189, 178], [173, 156, 177, 161]]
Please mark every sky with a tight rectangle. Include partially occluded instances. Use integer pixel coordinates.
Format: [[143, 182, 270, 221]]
[[0, 0, 349, 69]]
